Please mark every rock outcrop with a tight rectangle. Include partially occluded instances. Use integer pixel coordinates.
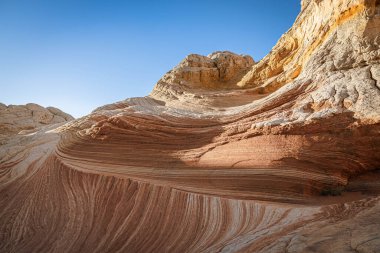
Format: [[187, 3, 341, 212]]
[[0, 103, 74, 142], [1, 0, 380, 252], [155, 51, 254, 89]]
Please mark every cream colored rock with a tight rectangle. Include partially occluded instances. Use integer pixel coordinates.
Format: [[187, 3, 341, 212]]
[[150, 51, 254, 107], [0, 103, 74, 141], [171, 51, 253, 88]]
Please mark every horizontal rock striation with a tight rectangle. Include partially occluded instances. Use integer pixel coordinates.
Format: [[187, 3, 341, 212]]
[[1, 0, 380, 252]]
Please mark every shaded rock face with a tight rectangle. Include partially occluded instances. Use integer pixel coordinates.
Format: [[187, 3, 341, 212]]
[[1, 1, 380, 253]]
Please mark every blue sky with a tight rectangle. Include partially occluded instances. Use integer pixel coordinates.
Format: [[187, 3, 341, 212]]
[[0, 0, 300, 118]]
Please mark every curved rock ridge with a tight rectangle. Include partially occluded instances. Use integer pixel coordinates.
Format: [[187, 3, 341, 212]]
[[1, 0, 380, 252]]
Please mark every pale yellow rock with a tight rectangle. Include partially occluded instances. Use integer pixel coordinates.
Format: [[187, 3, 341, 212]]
[[173, 51, 254, 88]]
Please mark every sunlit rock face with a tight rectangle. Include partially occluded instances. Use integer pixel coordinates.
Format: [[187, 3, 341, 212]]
[[0, 103, 74, 142], [158, 51, 254, 89], [1, 0, 380, 252]]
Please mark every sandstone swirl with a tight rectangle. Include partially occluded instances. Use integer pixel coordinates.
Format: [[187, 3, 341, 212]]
[[1, 0, 380, 252]]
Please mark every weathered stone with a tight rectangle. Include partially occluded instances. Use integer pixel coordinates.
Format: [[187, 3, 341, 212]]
[[1, 1, 380, 252]]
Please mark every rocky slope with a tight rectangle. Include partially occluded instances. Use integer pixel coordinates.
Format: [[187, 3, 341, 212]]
[[1, 0, 380, 252]]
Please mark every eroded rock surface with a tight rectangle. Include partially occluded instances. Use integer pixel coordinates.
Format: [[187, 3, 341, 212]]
[[1, 0, 380, 252], [0, 103, 74, 142]]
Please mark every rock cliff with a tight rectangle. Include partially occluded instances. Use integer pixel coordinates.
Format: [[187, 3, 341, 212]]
[[1, 0, 380, 252]]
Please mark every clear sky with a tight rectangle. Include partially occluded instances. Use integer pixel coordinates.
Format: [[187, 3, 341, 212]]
[[0, 0, 300, 118]]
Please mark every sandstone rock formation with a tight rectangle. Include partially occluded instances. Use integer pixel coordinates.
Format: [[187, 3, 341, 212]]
[[0, 103, 74, 142], [1, 0, 380, 252]]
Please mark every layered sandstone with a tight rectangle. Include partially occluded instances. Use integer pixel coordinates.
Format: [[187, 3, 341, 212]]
[[1, 0, 380, 252]]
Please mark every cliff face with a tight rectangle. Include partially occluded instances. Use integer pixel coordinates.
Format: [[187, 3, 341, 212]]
[[1, 0, 380, 252]]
